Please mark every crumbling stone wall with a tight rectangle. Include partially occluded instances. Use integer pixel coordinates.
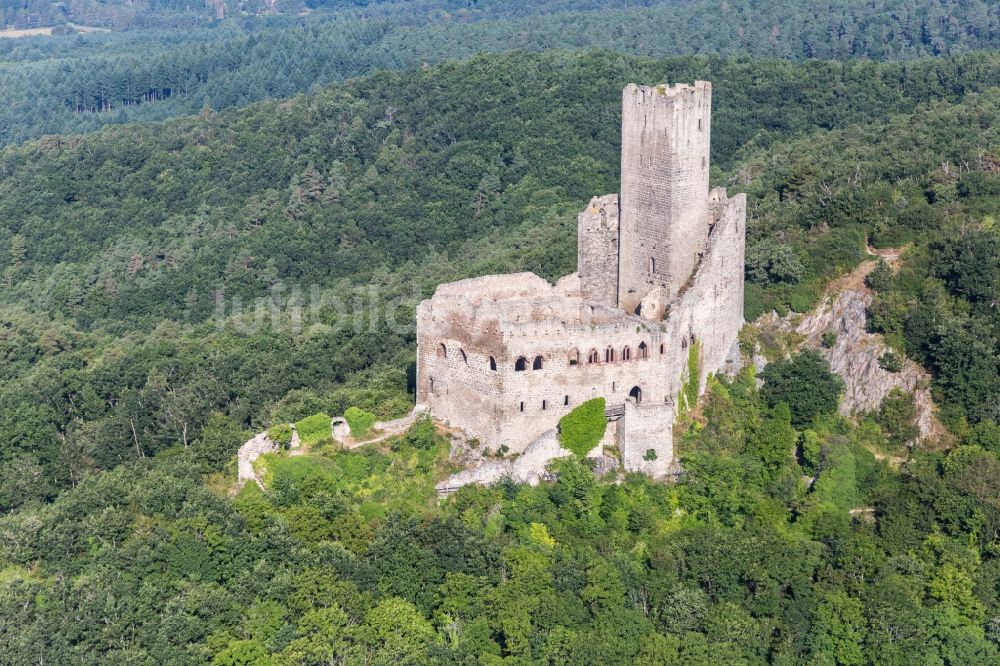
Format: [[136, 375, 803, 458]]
[[578, 193, 620, 306], [621, 400, 674, 475]]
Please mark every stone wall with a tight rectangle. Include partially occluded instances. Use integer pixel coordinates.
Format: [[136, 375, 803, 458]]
[[665, 188, 747, 393], [619, 82, 712, 313], [237, 432, 279, 487], [620, 400, 674, 475], [577, 193, 620, 306], [415, 190, 743, 461]]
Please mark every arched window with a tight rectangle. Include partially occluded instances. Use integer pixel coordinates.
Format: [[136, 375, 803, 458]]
[[533, 355, 544, 370], [515, 356, 527, 372], [649, 257, 656, 273], [588, 349, 599, 364], [628, 386, 642, 404], [542, 400, 547, 410], [459, 349, 467, 364], [519, 401, 525, 412], [429, 377, 436, 396], [638, 341, 648, 359], [605, 347, 615, 363], [568, 349, 579, 366], [659, 343, 665, 355], [622, 346, 631, 361], [564, 395, 570, 406], [489, 356, 497, 371], [437, 343, 447, 358]]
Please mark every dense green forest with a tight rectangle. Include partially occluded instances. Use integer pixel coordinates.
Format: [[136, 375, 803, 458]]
[[0, 0, 998, 146], [4, 363, 1000, 663], [0, 32, 997, 665], [0, 48, 997, 506]]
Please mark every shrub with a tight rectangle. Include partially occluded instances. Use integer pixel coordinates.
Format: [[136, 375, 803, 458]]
[[558, 398, 606, 458], [866, 259, 893, 292], [877, 388, 919, 448], [295, 412, 333, 446], [743, 283, 769, 321], [267, 423, 293, 447], [398, 414, 437, 451], [878, 351, 903, 373], [821, 330, 837, 348], [681, 340, 701, 410], [344, 407, 377, 439], [643, 449, 657, 461], [761, 350, 844, 429]]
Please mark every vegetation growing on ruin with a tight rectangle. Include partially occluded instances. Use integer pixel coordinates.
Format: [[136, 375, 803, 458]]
[[344, 407, 377, 440], [558, 397, 606, 458], [294, 412, 332, 446], [266, 423, 292, 447], [681, 340, 701, 410]]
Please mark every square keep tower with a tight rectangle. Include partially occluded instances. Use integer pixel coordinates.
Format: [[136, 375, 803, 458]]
[[618, 82, 712, 314]]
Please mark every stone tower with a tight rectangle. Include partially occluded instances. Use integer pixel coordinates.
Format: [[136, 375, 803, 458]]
[[618, 82, 712, 314]]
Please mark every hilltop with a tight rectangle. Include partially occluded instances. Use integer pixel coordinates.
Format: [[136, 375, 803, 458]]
[[0, 49, 997, 510]]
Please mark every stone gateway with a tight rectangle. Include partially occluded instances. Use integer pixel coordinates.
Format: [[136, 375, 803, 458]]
[[416, 82, 746, 477]]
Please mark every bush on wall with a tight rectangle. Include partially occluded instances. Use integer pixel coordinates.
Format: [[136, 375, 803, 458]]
[[558, 398, 606, 459], [295, 413, 333, 446], [344, 407, 377, 439], [267, 423, 293, 447]]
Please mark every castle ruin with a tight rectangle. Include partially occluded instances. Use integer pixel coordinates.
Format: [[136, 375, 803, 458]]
[[416, 82, 746, 477]]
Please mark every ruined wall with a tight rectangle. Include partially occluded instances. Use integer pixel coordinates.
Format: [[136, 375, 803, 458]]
[[619, 82, 712, 313], [620, 401, 674, 477], [415, 276, 531, 442], [662, 189, 746, 398], [417, 190, 744, 459], [419, 279, 685, 453], [495, 305, 673, 451], [577, 193, 620, 306]]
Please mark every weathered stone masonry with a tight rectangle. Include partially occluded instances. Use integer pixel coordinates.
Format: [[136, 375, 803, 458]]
[[416, 82, 746, 477]]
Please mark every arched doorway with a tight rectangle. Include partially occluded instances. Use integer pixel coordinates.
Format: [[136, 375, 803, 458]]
[[628, 386, 642, 404]]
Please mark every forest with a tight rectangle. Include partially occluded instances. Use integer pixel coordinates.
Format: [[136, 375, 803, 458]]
[[0, 0, 998, 146], [0, 4, 997, 662], [0, 49, 997, 510]]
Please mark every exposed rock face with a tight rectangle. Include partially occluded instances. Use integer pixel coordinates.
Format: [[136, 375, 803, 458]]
[[795, 286, 939, 440]]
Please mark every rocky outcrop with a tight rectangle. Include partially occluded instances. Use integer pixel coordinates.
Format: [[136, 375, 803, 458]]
[[793, 280, 940, 441]]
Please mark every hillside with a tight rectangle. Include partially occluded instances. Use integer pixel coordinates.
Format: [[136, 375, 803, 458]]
[[0, 49, 997, 510], [0, 36, 997, 665], [0, 0, 999, 146]]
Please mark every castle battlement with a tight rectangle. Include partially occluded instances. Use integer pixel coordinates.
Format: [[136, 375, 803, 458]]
[[416, 82, 745, 477]]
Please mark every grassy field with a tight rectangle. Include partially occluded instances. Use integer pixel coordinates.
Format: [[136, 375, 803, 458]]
[[0, 27, 53, 38], [0, 23, 109, 38]]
